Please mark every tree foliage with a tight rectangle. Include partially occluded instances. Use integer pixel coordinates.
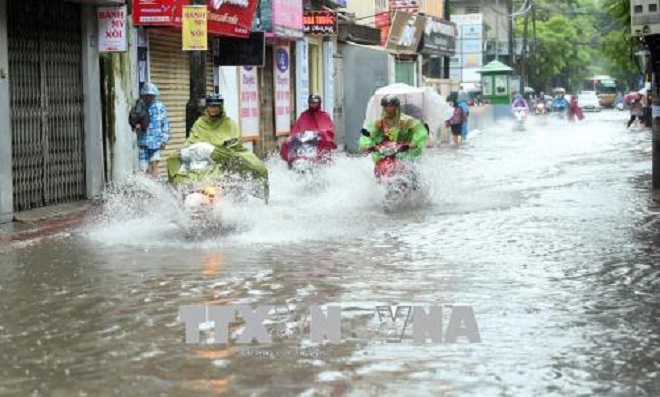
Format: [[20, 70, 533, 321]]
[[515, 0, 637, 92], [599, 0, 641, 88]]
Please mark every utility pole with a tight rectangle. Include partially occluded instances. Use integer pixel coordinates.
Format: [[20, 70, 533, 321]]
[[508, 0, 514, 66], [532, 3, 537, 76], [443, 0, 450, 79], [186, 0, 207, 136], [495, 0, 500, 60], [519, 0, 530, 95], [650, 37, 660, 188]]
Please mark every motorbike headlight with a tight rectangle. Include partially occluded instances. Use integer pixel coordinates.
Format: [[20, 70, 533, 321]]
[[380, 147, 397, 156]]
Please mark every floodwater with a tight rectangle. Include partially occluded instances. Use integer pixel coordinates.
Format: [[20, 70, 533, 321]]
[[1, 111, 659, 397]]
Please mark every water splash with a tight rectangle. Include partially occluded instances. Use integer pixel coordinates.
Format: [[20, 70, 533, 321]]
[[83, 152, 458, 247]]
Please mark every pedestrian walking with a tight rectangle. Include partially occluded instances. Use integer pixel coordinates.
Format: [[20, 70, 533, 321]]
[[130, 82, 170, 175]]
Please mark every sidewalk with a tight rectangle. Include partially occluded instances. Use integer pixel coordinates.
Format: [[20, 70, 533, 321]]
[[0, 201, 94, 245]]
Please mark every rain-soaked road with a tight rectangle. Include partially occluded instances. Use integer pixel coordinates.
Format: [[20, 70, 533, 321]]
[[1, 110, 659, 397]]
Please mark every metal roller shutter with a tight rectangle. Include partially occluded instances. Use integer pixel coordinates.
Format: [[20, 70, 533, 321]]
[[8, 0, 86, 211], [206, 50, 215, 95], [148, 30, 189, 177], [149, 31, 215, 177]]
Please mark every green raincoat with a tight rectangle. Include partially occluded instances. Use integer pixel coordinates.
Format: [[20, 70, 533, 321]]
[[359, 108, 428, 162], [167, 113, 268, 187]]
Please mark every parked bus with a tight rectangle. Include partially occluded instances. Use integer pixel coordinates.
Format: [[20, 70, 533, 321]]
[[583, 76, 618, 108]]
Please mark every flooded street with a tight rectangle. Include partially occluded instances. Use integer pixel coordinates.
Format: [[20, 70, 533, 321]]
[[1, 111, 659, 396]]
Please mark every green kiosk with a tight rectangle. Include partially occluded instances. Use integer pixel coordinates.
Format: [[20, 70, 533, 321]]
[[477, 60, 514, 120]]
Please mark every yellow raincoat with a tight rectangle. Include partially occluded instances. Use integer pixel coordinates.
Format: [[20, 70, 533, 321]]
[[167, 113, 268, 186]]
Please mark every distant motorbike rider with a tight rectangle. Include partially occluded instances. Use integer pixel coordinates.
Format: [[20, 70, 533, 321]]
[[280, 94, 337, 167], [511, 94, 529, 112], [567, 95, 585, 122], [167, 94, 269, 198], [359, 94, 428, 161], [552, 95, 569, 115]]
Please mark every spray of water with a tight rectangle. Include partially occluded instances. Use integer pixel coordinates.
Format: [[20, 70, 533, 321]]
[[84, 150, 462, 247]]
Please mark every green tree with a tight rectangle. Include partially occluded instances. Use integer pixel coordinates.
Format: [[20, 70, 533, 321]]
[[518, 0, 640, 90], [599, 0, 640, 88]]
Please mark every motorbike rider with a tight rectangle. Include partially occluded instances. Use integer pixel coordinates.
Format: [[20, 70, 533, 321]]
[[359, 94, 428, 161], [552, 94, 569, 116], [512, 94, 529, 112], [167, 94, 269, 199], [279, 94, 337, 168], [566, 95, 584, 122]]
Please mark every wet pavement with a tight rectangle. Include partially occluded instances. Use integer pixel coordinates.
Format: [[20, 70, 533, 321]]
[[1, 111, 659, 397]]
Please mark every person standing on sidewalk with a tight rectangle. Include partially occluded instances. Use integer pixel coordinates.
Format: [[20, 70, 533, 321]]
[[131, 82, 170, 175], [457, 91, 470, 141]]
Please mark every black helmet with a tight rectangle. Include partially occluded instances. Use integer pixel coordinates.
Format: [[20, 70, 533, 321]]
[[206, 94, 224, 106], [308, 94, 322, 103], [381, 94, 400, 107]]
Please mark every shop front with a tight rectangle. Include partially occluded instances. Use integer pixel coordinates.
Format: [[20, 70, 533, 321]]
[[1, 0, 106, 220], [132, 0, 258, 173], [251, 0, 303, 155]]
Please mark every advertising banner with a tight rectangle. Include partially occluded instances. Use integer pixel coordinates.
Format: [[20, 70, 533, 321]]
[[386, 11, 425, 54], [390, 0, 419, 14], [420, 16, 457, 56], [461, 39, 482, 54], [252, 0, 272, 32], [295, 39, 309, 118], [170, 0, 258, 38], [450, 13, 483, 25], [274, 44, 292, 135], [182, 5, 207, 51], [303, 11, 338, 35], [239, 66, 260, 138], [461, 24, 483, 40], [133, 0, 177, 25], [98, 6, 127, 52], [273, 0, 303, 38], [206, 0, 258, 38]]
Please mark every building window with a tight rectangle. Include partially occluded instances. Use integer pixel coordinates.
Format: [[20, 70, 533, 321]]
[[651, 3, 658, 12], [465, 6, 480, 14], [634, 5, 643, 13]]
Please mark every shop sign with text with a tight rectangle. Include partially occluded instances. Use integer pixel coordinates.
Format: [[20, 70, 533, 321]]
[[206, 0, 258, 38], [420, 16, 457, 56], [386, 11, 425, 54], [239, 66, 260, 138], [273, 0, 303, 39], [182, 5, 208, 51], [274, 44, 291, 135], [133, 0, 177, 25], [390, 0, 419, 14], [98, 6, 127, 52], [303, 11, 337, 35]]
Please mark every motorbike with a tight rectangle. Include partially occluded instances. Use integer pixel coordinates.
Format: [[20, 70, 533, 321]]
[[287, 130, 323, 174], [555, 106, 567, 120], [168, 139, 268, 235], [368, 140, 418, 210], [513, 108, 528, 131], [533, 102, 547, 116]]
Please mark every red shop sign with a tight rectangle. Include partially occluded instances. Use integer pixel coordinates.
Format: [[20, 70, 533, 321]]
[[133, 0, 178, 26], [170, 0, 257, 38], [207, 0, 258, 38]]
